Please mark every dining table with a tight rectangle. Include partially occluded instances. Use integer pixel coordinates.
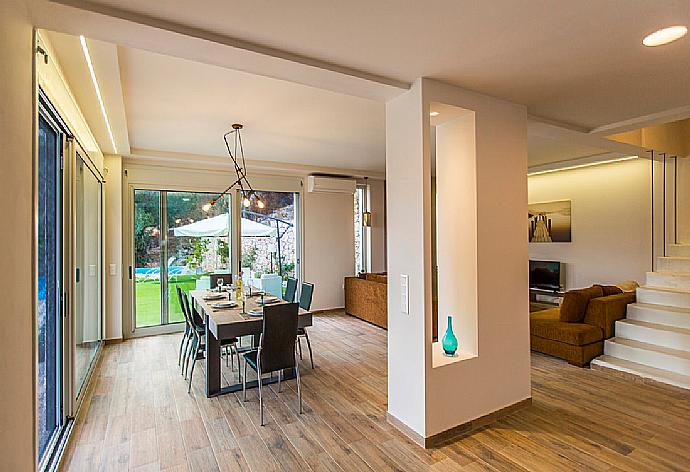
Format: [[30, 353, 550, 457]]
[[190, 289, 312, 398]]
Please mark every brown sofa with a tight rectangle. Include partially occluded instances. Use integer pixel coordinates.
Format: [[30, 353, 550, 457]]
[[344, 273, 387, 328], [530, 290, 635, 367]]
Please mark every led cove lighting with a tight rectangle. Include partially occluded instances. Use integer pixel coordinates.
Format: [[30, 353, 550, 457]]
[[643, 26, 687, 47], [80, 35, 117, 154], [528, 156, 639, 176]]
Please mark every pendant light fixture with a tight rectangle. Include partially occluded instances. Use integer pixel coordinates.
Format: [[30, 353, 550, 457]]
[[362, 177, 372, 227], [204, 124, 264, 211]]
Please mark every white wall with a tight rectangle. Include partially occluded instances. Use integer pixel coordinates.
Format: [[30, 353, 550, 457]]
[[0, 1, 35, 469], [528, 158, 652, 289], [386, 79, 429, 435], [104, 155, 123, 339], [303, 190, 355, 310]]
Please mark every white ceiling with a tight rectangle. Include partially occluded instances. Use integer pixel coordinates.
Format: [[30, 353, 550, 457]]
[[45, 0, 690, 131], [117, 47, 385, 171], [38, 0, 690, 170]]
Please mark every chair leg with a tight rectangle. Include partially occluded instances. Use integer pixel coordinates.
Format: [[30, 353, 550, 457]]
[[258, 361, 264, 426], [303, 331, 315, 369], [277, 370, 281, 393], [183, 334, 194, 378], [242, 360, 247, 402], [178, 329, 187, 366], [180, 332, 190, 373], [297, 337, 303, 359], [188, 336, 199, 393], [295, 354, 302, 414], [235, 345, 242, 381], [225, 345, 230, 367]]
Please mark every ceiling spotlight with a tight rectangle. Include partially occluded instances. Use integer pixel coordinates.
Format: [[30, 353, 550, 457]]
[[430, 111, 439, 117], [643, 26, 687, 47]]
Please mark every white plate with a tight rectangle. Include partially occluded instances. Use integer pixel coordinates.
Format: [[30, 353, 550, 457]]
[[262, 296, 280, 303], [212, 301, 238, 309], [203, 293, 224, 301], [248, 309, 263, 317]]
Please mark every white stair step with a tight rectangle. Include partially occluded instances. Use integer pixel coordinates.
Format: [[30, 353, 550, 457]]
[[614, 319, 690, 352], [604, 337, 690, 376], [636, 285, 690, 309], [646, 271, 690, 290], [667, 244, 690, 258], [657, 256, 690, 272], [591, 355, 690, 390], [627, 303, 690, 330]]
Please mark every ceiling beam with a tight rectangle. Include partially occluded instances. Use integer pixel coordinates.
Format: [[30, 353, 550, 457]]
[[588, 105, 690, 137], [33, 0, 409, 101]]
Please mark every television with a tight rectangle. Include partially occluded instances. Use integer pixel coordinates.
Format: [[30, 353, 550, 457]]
[[529, 260, 564, 291]]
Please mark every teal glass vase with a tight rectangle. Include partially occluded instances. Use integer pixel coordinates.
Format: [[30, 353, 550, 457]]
[[442, 315, 458, 356]]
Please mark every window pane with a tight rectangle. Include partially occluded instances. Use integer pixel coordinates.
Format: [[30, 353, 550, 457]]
[[74, 157, 102, 396], [166, 192, 231, 323], [134, 190, 162, 328], [354, 187, 364, 274], [241, 191, 298, 298], [37, 115, 61, 461]]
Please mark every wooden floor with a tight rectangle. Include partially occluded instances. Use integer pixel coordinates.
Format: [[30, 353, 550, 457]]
[[62, 312, 690, 472]]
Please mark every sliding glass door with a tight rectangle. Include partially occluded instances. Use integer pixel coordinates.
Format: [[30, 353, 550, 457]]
[[74, 154, 103, 397], [240, 190, 299, 297], [37, 111, 63, 467], [133, 190, 231, 330], [36, 93, 105, 469]]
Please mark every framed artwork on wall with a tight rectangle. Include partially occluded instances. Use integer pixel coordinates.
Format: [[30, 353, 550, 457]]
[[528, 200, 571, 242]]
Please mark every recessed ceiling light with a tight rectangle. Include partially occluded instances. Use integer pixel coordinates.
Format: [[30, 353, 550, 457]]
[[430, 111, 439, 117], [643, 26, 687, 47]]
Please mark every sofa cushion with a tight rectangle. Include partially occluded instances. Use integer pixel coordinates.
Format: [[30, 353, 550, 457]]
[[559, 286, 604, 323], [594, 284, 623, 296], [530, 319, 603, 346], [365, 274, 388, 284]]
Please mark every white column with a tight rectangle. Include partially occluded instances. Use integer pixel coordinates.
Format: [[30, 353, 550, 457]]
[[386, 78, 531, 442]]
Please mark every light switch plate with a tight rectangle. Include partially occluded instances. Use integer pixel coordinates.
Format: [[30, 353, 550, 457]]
[[400, 274, 409, 314]]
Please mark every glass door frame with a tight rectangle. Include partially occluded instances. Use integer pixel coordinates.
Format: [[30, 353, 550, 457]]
[[123, 174, 305, 338], [127, 186, 236, 336], [34, 89, 105, 471], [70, 144, 105, 404]]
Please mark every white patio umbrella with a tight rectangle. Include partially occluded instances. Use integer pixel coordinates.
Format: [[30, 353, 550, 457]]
[[172, 214, 276, 237]]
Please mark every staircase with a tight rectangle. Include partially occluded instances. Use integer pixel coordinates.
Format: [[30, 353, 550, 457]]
[[591, 244, 690, 389]]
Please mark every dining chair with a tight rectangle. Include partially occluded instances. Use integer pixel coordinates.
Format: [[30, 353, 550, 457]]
[[180, 289, 240, 393], [243, 302, 302, 426], [297, 282, 315, 368], [176, 286, 193, 369], [283, 277, 298, 302]]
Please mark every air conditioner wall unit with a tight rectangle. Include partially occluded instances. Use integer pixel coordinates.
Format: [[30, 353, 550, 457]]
[[307, 175, 356, 194]]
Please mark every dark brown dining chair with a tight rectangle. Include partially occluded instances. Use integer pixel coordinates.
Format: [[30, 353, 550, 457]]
[[242, 302, 302, 426], [297, 282, 315, 368]]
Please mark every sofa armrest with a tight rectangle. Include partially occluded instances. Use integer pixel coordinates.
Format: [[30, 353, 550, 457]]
[[583, 292, 635, 338]]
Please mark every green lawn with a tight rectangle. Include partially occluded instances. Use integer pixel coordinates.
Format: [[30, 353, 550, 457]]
[[135, 275, 202, 328]]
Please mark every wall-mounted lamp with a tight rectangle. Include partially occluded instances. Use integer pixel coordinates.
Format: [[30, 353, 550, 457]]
[[362, 176, 371, 227]]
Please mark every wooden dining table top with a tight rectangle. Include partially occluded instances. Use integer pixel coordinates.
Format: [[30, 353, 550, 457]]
[[190, 289, 312, 340]]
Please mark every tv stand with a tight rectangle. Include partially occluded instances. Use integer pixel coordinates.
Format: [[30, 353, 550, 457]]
[[529, 287, 565, 312]]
